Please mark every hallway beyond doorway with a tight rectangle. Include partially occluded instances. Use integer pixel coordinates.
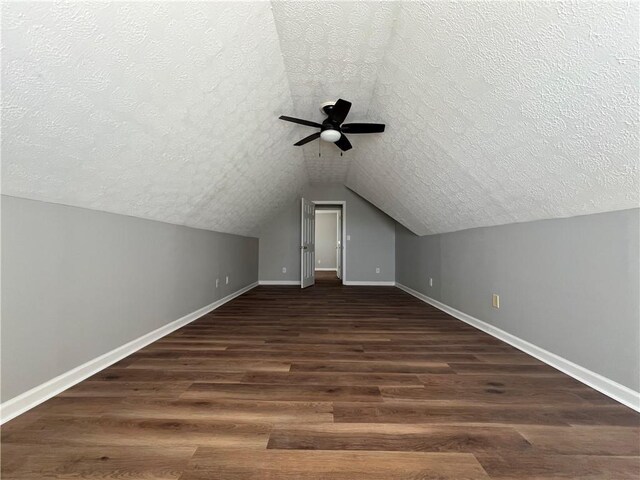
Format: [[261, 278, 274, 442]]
[[314, 270, 341, 285], [312, 202, 344, 286]]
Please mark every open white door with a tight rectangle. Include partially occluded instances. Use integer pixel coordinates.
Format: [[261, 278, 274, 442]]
[[300, 198, 315, 288], [336, 210, 342, 279]]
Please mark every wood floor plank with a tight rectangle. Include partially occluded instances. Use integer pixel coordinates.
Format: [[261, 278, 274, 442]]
[[133, 349, 482, 362], [228, 343, 367, 353], [184, 448, 491, 480], [240, 371, 423, 386], [2, 416, 270, 448], [448, 363, 565, 375], [3, 274, 638, 479], [476, 453, 640, 479], [333, 402, 571, 426], [363, 344, 517, 353], [89, 368, 244, 383], [333, 402, 640, 426], [290, 360, 454, 374], [516, 425, 640, 455], [181, 382, 383, 402], [1, 444, 196, 480], [58, 380, 193, 398], [379, 386, 589, 405], [26, 397, 127, 418], [267, 423, 533, 453], [95, 398, 334, 424], [125, 358, 292, 371], [418, 373, 589, 390]]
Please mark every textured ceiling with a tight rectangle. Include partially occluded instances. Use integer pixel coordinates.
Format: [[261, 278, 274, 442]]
[[3, 1, 638, 236], [1, 2, 307, 235], [272, 1, 397, 183], [346, 1, 639, 234]]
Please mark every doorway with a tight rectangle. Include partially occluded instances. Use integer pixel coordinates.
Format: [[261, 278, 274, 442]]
[[300, 199, 346, 288], [315, 207, 342, 283]]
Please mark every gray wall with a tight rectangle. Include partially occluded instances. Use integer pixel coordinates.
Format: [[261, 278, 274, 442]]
[[396, 208, 640, 391], [1, 195, 259, 401], [315, 212, 338, 269], [259, 184, 395, 282], [258, 196, 302, 281]]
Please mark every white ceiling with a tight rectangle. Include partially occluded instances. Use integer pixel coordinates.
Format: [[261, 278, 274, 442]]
[[3, 1, 638, 236], [272, 1, 397, 183], [347, 1, 639, 234], [1, 2, 307, 235]]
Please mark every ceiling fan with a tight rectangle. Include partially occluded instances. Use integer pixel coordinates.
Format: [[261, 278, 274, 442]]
[[279, 99, 385, 152]]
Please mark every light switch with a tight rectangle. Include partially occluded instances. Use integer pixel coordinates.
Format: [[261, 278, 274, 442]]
[[492, 294, 500, 308]]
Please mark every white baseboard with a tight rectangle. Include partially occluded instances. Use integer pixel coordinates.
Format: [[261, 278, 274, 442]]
[[260, 280, 394, 286], [0, 281, 259, 424], [315, 268, 337, 271], [396, 282, 640, 412]]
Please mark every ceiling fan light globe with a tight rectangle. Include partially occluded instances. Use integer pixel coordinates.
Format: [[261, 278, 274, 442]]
[[320, 129, 341, 143]]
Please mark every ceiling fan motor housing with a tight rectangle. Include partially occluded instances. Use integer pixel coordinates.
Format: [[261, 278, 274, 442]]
[[320, 105, 342, 142], [320, 101, 337, 116]]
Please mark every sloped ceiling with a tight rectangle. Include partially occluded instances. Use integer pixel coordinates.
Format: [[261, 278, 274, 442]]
[[346, 1, 639, 234], [271, 1, 397, 183], [2, 2, 307, 235], [3, 1, 638, 236]]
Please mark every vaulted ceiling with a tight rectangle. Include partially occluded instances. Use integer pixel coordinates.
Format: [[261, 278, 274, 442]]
[[3, 1, 638, 236]]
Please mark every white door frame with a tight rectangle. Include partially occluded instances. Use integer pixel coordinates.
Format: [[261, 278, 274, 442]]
[[312, 201, 346, 284], [315, 209, 341, 274]]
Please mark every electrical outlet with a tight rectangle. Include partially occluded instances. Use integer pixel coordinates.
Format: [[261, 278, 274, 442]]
[[375, 267, 380, 274], [346, 235, 351, 241], [215, 278, 219, 288], [492, 294, 500, 309], [429, 277, 433, 287], [225, 276, 229, 285], [318, 259, 321, 264], [282, 267, 287, 274]]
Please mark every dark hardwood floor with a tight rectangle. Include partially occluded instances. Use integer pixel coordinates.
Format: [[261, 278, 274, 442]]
[[2, 277, 639, 479]]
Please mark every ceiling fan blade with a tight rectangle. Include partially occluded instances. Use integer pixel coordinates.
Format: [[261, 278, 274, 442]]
[[330, 99, 352, 124], [341, 123, 385, 134], [294, 132, 321, 146], [334, 134, 352, 151], [279, 116, 322, 128]]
